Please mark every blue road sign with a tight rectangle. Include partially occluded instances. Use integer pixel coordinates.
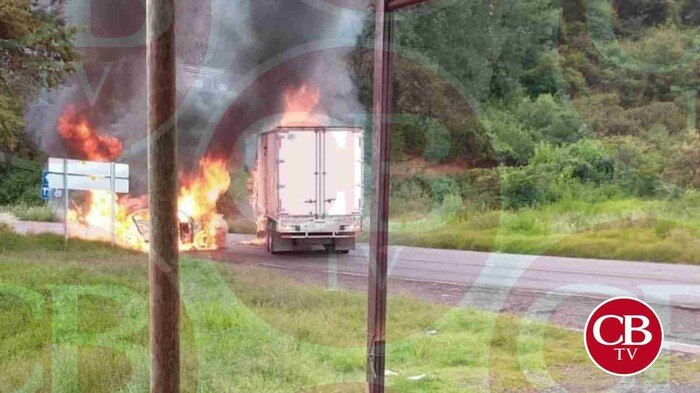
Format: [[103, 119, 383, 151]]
[[40, 171, 62, 200], [42, 170, 49, 187], [41, 171, 50, 200]]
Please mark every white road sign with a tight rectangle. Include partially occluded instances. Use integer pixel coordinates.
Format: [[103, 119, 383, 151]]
[[46, 158, 129, 193], [46, 174, 129, 193], [48, 158, 129, 178]]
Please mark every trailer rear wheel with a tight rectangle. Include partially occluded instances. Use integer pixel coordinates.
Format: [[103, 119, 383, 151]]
[[266, 220, 281, 254], [324, 244, 350, 255]]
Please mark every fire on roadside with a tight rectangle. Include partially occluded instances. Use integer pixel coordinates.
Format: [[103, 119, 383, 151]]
[[59, 83, 322, 249], [58, 106, 123, 161], [280, 83, 321, 127], [57, 108, 230, 251]]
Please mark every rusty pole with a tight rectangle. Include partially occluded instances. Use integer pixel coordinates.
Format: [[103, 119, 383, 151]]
[[367, 1, 433, 391], [147, 0, 180, 392], [367, 0, 393, 392]]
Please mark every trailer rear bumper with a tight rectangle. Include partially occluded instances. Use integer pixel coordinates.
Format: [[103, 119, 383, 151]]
[[267, 232, 357, 253], [279, 231, 357, 239], [266, 216, 361, 254], [273, 215, 362, 234]]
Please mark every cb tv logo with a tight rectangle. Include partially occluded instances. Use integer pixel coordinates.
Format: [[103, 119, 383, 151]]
[[584, 297, 664, 376]]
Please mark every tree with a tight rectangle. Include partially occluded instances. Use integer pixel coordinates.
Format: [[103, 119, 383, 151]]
[[0, 0, 77, 156], [349, 0, 558, 166]]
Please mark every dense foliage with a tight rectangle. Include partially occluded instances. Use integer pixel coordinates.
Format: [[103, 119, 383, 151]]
[[0, 0, 77, 204], [351, 0, 700, 212]]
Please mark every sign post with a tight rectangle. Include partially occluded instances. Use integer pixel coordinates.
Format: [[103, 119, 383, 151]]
[[110, 162, 116, 246], [63, 159, 68, 243]]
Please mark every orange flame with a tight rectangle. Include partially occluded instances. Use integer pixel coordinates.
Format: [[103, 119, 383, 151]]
[[58, 106, 123, 161], [57, 107, 230, 251], [179, 156, 231, 220], [178, 156, 231, 250], [280, 84, 321, 126]]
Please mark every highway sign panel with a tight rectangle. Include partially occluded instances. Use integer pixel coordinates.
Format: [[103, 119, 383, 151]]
[[46, 173, 129, 193], [48, 158, 129, 178]]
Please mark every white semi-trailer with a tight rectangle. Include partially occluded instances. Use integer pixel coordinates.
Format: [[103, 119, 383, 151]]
[[256, 126, 363, 254]]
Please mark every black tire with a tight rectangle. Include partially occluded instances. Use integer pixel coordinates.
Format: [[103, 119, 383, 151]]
[[336, 250, 350, 255], [266, 229, 271, 253], [267, 220, 279, 255]]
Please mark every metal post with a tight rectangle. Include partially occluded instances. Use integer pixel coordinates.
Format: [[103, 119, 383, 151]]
[[110, 162, 116, 247], [367, 1, 393, 392], [63, 158, 68, 244], [147, 0, 179, 392]]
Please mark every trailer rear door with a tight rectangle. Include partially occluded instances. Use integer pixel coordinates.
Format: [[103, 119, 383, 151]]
[[277, 129, 318, 216], [323, 129, 363, 216]]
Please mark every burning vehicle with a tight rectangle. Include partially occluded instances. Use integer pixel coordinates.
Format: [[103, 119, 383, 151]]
[[57, 107, 231, 251], [131, 210, 229, 251]]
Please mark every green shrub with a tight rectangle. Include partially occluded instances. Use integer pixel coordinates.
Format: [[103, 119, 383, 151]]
[[390, 177, 434, 218], [500, 165, 561, 209], [0, 203, 56, 222], [517, 94, 587, 145], [0, 157, 43, 205], [454, 168, 501, 210], [561, 139, 615, 184], [424, 175, 459, 204], [482, 104, 536, 165], [482, 93, 588, 165], [574, 94, 686, 137]]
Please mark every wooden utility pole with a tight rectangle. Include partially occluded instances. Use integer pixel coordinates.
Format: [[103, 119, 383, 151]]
[[367, 0, 393, 391], [367, 0, 431, 392], [147, 1, 179, 393]]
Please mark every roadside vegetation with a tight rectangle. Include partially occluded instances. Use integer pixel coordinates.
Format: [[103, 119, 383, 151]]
[[0, 155, 57, 222], [346, 0, 700, 264], [0, 203, 55, 222], [0, 0, 75, 223], [386, 167, 700, 264], [1, 232, 698, 392]]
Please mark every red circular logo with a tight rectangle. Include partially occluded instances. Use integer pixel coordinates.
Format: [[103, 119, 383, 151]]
[[584, 297, 664, 376]]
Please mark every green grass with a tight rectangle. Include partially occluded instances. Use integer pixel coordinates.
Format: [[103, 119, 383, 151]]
[[0, 203, 56, 222], [386, 194, 700, 264], [0, 233, 698, 392]]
